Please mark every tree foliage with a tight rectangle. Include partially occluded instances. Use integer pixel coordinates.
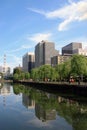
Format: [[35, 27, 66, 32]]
[[71, 55, 87, 76], [13, 67, 22, 75], [13, 55, 87, 82]]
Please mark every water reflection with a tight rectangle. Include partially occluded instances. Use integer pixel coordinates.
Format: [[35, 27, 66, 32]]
[[22, 94, 35, 109], [0, 83, 87, 130], [13, 83, 87, 130], [0, 83, 10, 95], [0, 83, 11, 107], [35, 99, 56, 122]]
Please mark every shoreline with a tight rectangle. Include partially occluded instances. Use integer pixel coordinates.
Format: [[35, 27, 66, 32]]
[[13, 80, 87, 97], [13, 80, 87, 87]]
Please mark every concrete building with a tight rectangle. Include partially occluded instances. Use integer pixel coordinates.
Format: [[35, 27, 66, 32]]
[[22, 52, 35, 72], [62, 42, 82, 55], [2, 65, 10, 76], [51, 55, 71, 67], [73, 48, 87, 56], [35, 40, 59, 67]]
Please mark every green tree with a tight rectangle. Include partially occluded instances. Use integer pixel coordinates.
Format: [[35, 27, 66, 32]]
[[50, 67, 59, 81], [13, 67, 22, 75], [62, 60, 71, 80], [56, 64, 64, 81], [31, 68, 39, 81], [39, 65, 52, 81], [13, 73, 19, 80], [19, 72, 25, 80], [25, 72, 30, 79], [71, 55, 87, 77]]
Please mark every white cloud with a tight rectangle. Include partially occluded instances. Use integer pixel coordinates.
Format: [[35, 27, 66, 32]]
[[27, 33, 52, 43], [27, 118, 52, 128], [5, 44, 31, 53], [58, 17, 73, 31], [28, 0, 87, 31], [28, 8, 45, 16]]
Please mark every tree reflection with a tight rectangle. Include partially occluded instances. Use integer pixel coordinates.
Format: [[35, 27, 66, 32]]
[[13, 84, 87, 129]]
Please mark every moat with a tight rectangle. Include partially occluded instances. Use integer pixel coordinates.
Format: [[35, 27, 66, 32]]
[[0, 83, 87, 130]]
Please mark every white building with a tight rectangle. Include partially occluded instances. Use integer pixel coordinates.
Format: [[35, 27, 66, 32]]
[[2, 65, 10, 76], [73, 48, 87, 56], [0, 55, 11, 77]]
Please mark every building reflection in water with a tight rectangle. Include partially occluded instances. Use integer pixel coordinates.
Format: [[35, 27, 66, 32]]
[[0, 84, 11, 106], [22, 94, 35, 109], [35, 103, 56, 122], [35, 93, 57, 122], [13, 84, 87, 130], [0, 84, 10, 96], [22, 92, 57, 122]]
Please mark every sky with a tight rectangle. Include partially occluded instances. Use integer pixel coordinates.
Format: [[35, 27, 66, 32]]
[[0, 0, 87, 72]]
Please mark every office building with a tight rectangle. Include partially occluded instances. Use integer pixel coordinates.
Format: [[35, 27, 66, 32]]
[[51, 55, 71, 66], [22, 52, 35, 72], [73, 48, 87, 56], [35, 40, 59, 67], [62, 42, 82, 55]]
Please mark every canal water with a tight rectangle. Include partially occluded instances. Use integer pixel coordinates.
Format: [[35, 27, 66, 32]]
[[0, 83, 87, 130]]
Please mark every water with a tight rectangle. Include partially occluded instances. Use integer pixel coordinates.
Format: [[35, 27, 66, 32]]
[[0, 83, 87, 130]]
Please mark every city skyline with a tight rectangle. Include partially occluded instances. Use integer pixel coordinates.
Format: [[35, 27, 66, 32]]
[[0, 0, 87, 72]]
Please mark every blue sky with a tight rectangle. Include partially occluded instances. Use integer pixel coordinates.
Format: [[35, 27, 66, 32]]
[[0, 0, 87, 72]]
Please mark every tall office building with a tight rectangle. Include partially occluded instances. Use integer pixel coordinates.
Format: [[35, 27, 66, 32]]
[[62, 42, 82, 55], [22, 52, 35, 72], [35, 40, 59, 67]]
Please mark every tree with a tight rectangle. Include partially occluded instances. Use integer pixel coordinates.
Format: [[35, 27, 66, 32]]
[[19, 72, 25, 80], [31, 68, 39, 81], [13, 73, 19, 80], [13, 67, 22, 75], [50, 67, 59, 81], [71, 55, 87, 78], [62, 60, 71, 80], [56, 64, 64, 81], [39, 65, 52, 81], [25, 72, 30, 80]]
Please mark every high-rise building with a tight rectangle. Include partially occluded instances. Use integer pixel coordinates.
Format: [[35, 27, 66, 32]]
[[62, 42, 82, 55], [22, 52, 35, 72], [35, 40, 59, 67]]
